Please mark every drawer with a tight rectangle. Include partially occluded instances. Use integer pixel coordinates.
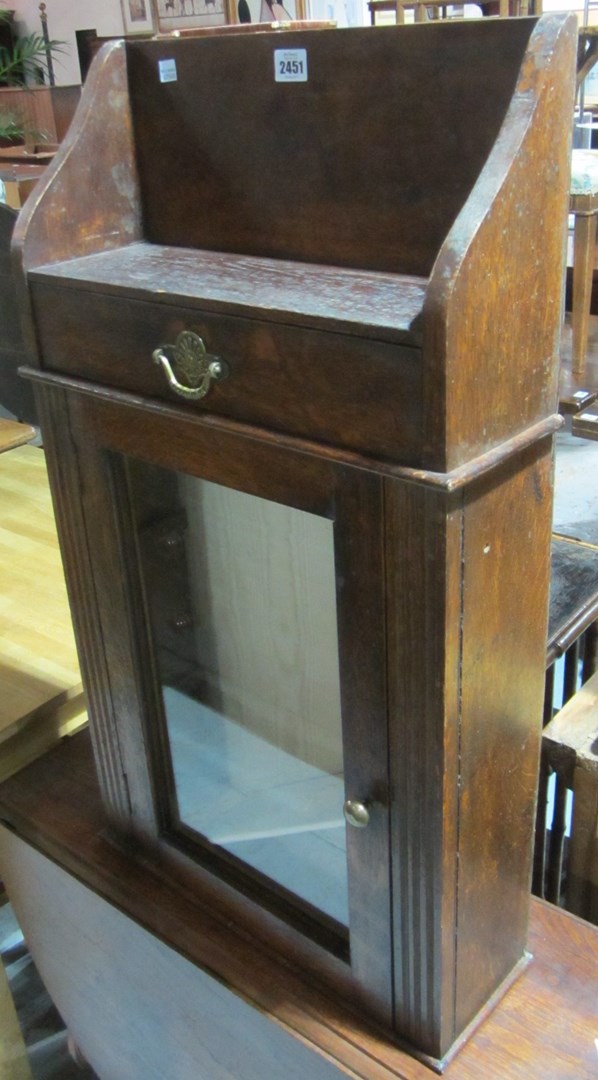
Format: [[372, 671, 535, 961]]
[[31, 284, 424, 463]]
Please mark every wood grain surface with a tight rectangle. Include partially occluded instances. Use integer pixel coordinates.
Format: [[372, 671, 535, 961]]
[[0, 732, 596, 1080], [127, 22, 533, 275], [548, 537, 598, 661], [51, 384, 395, 1024], [28, 245, 427, 344], [10, 12, 579, 1068], [0, 204, 36, 423], [29, 276, 424, 464], [423, 14, 577, 471], [543, 667, 598, 778], [0, 420, 34, 454], [0, 446, 85, 757]]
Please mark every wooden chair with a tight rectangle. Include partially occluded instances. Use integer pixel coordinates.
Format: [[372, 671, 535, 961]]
[[569, 148, 598, 377], [542, 668, 598, 923], [535, 533, 598, 908], [572, 403, 598, 438], [368, 0, 539, 24]]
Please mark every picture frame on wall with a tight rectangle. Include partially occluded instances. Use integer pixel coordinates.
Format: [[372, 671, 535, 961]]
[[153, 0, 235, 31], [237, 0, 307, 20], [121, 0, 156, 35]]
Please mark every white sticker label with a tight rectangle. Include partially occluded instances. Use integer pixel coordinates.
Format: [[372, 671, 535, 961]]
[[274, 49, 307, 83], [574, 390, 589, 399], [159, 58, 177, 84]]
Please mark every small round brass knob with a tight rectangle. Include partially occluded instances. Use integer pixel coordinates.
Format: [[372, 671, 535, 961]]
[[343, 799, 371, 829]]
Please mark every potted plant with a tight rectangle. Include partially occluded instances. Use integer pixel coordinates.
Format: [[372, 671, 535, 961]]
[[0, 9, 64, 143]]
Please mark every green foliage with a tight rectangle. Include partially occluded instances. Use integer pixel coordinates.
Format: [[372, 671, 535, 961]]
[[0, 9, 65, 142], [0, 110, 24, 142], [0, 37, 65, 86]]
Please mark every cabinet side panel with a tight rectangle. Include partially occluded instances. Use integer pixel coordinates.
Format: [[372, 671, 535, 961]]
[[385, 480, 463, 1058], [423, 15, 577, 471], [455, 440, 554, 1031], [14, 41, 141, 274], [12, 42, 142, 365], [34, 385, 131, 820]]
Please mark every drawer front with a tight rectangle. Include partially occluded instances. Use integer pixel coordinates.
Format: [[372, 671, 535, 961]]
[[31, 284, 423, 462]]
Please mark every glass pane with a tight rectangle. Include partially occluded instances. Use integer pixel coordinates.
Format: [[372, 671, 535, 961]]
[[127, 459, 348, 927]]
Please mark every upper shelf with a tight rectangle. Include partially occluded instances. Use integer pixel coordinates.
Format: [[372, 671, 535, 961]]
[[14, 16, 579, 472], [28, 244, 427, 344]]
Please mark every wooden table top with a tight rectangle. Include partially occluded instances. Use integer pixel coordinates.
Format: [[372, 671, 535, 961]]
[[0, 445, 86, 778], [0, 419, 35, 454], [548, 535, 598, 663], [0, 728, 596, 1079]]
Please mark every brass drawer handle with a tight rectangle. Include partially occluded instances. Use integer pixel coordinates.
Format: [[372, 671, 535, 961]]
[[152, 330, 229, 401]]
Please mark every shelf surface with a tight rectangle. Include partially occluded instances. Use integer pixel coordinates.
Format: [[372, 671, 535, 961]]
[[29, 243, 427, 345]]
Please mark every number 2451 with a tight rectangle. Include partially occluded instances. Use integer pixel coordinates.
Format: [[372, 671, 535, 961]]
[[279, 59, 304, 75]]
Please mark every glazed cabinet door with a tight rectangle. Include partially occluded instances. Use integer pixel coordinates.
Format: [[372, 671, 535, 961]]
[[37, 383, 393, 1023]]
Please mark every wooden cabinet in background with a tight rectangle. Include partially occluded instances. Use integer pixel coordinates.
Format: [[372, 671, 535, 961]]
[[8, 15, 577, 1073], [0, 84, 81, 147]]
